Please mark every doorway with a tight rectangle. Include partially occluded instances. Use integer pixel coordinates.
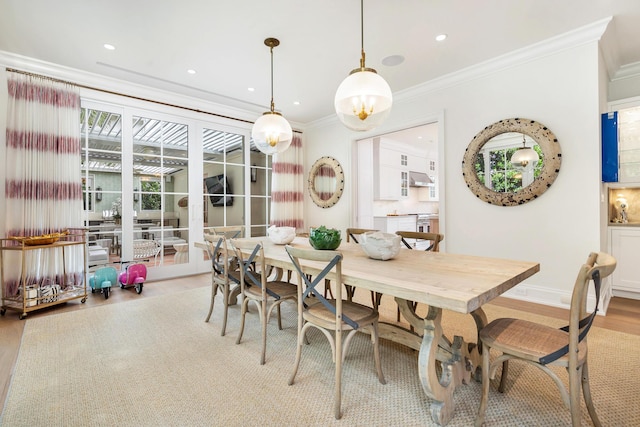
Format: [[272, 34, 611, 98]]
[[354, 121, 442, 232]]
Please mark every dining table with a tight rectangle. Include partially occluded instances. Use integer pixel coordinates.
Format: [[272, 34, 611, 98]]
[[196, 236, 539, 425]]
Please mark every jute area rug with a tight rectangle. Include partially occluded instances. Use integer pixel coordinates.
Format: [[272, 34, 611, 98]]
[[1, 287, 638, 426]]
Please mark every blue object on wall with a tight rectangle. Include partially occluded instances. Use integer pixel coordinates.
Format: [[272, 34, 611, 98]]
[[602, 111, 618, 182]]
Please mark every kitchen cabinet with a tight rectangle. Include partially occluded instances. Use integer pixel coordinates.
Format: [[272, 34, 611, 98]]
[[373, 215, 417, 234], [609, 227, 640, 298], [373, 141, 410, 200]]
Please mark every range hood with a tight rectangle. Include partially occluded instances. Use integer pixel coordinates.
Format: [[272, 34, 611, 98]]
[[409, 171, 433, 187]]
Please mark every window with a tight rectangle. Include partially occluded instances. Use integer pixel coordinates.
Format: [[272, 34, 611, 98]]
[[82, 175, 95, 212], [140, 179, 161, 210]]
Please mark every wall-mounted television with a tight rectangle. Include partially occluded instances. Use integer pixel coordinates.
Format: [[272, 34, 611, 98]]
[[204, 174, 233, 207]]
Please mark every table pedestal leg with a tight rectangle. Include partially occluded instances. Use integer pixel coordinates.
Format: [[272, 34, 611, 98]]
[[390, 298, 487, 426]]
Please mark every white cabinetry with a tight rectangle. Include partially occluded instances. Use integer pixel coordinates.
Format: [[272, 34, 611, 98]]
[[373, 215, 417, 234], [609, 227, 640, 298], [373, 140, 409, 200]]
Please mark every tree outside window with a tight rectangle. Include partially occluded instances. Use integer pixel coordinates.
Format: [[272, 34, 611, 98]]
[[141, 179, 161, 210], [474, 145, 542, 193]]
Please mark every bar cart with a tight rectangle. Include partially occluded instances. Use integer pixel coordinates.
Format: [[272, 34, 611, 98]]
[[1, 229, 87, 319]]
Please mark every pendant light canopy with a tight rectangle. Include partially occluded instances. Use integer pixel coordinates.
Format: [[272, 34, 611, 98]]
[[252, 37, 292, 155], [510, 134, 540, 170], [334, 0, 392, 132]]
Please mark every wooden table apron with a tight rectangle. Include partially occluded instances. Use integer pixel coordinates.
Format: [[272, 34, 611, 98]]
[[196, 237, 539, 425]]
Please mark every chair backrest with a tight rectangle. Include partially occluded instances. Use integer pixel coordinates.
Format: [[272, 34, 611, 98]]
[[204, 235, 240, 286], [285, 245, 361, 330], [395, 231, 444, 252], [346, 228, 378, 244], [539, 251, 616, 366], [132, 239, 161, 260], [230, 239, 278, 299], [568, 252, 616, 351], [209, 225, 244, 239]]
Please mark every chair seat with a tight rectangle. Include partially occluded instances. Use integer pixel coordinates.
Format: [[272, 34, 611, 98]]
[[244, 280, 297, 301], [304, 300, 378, 331], [480, 317, 588, 366]]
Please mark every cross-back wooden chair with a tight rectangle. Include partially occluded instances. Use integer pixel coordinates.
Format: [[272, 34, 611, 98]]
[[346, 228, 378, 244], [231, 238, 298, 365], [346, 228, 380, 306], [203, 234, 241, 336], [395, 230, 444, 252], [475, 251, 617, 427], [390, 231, 444, 320], [207, 225, 244, 239], [285, 245, 386, 420]]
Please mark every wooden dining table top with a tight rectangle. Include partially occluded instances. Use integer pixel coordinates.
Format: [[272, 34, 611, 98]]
[[208, 236, 540, 314]]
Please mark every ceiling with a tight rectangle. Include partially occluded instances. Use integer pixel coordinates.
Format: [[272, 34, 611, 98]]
[[2, 0, 640, 127]]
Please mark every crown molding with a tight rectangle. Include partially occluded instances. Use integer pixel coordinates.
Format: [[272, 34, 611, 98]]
[[611, 61, 640, 81], [394, 17, 612, 104], [0, 50, 305, 131]]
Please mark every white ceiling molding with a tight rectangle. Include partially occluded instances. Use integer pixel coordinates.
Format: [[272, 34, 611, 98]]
[[611, 61, 640, 81], [0, 50, 305, 132], [306, 17, 613, 130], [394, 17, 613, 104]]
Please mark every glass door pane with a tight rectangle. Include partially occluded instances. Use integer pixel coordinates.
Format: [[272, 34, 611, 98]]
[[203, 128, 245, 234], [132, 116, 189, 266], [81, 107, 123, 266]]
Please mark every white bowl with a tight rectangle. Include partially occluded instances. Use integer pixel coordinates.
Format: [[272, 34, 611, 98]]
[[267, 226, 296, 245], [359, 231, 401, 260]]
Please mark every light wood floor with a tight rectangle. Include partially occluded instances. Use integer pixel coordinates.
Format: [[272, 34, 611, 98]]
[[1, 273, 638, 415]]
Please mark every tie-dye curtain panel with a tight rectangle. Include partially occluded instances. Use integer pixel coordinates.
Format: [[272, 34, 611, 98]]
[[3, 72, 82, 300], [270, 134, 304, 231]]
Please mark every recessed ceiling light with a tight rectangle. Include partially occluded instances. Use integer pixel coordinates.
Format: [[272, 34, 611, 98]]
[[293, 101, 300, 105], [187, 69, 196, 74], [247, 87, 255, 92], [435, 34, 447, 42], [103, 43, 116, 50], [381, 55, 405, 67]]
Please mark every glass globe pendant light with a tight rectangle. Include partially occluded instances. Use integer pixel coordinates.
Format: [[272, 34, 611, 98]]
[[510, 133, 540, 171], [251, 38, 293, 155], [334, 0, 393, 132]]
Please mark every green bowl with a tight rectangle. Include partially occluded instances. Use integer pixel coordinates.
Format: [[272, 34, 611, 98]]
[[309, 226, 341, 250]]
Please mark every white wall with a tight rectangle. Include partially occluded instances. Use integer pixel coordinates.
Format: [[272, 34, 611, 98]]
[[0, 21, 616, 309], [305, 39, 604, 308]]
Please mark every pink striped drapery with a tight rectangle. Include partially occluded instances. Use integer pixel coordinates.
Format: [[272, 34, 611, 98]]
[[3, 72, 82, 297], [270, 134, 304, 231]]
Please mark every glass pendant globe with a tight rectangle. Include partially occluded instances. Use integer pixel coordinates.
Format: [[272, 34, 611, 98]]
[[251, 112, 293, 155], [334, 69, 393, 131], [510, 147, 539, 171]]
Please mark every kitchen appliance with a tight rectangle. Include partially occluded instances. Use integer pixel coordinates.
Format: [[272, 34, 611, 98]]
[[416, 214, 431, 233]]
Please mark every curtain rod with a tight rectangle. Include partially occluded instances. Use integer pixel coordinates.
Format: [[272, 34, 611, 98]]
[[5, 67, 303, 134]]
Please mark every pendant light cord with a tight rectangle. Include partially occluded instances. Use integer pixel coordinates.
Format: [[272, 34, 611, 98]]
[[360, 0, 366, 69], [270, 44, 275, 113]]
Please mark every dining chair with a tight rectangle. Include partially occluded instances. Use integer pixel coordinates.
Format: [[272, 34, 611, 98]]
[[203, 234, 241, 336], [346, 227, 379, 305], [475, 251, 617, 427], [207, 225, 244, 239], [231, 238, 298, 365], [392, 231, 444, 320], [285, 245, 386, 420], [395, 230, 444, 252]]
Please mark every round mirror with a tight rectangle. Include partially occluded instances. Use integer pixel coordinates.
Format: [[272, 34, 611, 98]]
[[308, 156, 344, 208], [462, 118, 561, 206]]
